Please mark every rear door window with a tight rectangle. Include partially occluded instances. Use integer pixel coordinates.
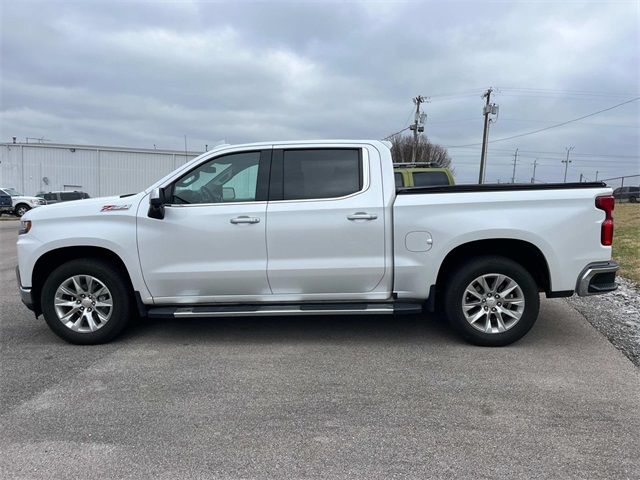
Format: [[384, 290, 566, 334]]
[[281, 149, 362, 200]]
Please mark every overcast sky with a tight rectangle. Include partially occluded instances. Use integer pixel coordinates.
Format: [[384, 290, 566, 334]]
[[1, 0, 638, 184]]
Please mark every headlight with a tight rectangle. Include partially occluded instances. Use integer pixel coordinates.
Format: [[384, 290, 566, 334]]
[[19, 220, 32, 235]]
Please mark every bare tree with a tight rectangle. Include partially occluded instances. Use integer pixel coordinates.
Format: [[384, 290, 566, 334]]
[[390, 134, 452, 169]]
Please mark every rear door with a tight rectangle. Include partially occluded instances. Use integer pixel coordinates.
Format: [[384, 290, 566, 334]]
[[266, 146, 386, 297]]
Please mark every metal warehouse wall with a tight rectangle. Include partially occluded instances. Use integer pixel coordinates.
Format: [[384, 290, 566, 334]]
[[0, 143, 201, 197]]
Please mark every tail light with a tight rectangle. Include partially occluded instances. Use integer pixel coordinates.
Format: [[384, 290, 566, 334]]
[[595, 195, 614, 246]]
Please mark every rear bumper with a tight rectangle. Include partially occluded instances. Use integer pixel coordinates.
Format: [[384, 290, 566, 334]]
[[576, 261, 619, 296], [16, 266, 34, 311]]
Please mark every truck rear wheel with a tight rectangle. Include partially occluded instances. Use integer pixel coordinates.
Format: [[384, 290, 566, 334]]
[[443, 255, 540, 346], [41, 259, 132, 344]]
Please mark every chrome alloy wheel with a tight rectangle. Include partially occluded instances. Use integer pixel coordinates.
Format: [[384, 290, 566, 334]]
[[54, 275, 113, 333], [461, 273, 525, 334]]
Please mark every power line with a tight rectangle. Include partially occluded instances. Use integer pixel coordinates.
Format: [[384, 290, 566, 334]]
[[446, 145, 640, 158], [496, 86, 639, 99], [382, 126, 411, 141], [445, 96, 640, 148]]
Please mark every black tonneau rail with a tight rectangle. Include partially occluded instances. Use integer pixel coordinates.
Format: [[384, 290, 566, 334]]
[[397, 181, 606, 195]]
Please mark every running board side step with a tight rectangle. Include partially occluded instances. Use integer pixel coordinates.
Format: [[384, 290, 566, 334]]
[[147, 302, 423, 319]]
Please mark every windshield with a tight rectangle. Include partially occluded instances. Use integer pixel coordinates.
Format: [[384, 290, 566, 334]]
[[2, 188, 22, 197]]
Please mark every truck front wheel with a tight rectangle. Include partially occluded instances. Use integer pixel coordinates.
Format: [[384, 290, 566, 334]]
[[15, 204, 30, 217], [41, 259, 132, 344], [443, 255, 540, 346]]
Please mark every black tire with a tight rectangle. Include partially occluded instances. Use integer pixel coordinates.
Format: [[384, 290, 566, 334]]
[[14, 204, 30, 217], [41, 259, 132, 344], [629, 196, 637, 203], [443, 255, 540, 347]]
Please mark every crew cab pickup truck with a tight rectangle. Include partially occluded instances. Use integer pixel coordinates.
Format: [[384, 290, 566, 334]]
[[16, 140, 619, 346]]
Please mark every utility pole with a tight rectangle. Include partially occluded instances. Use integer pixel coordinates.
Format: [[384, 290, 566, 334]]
[[478, 87, 498, 184], [595, 171, 599, 181], [409, 95, 427, 163], [511, 148, 519, 183], [531, 158, 538, 183], [562, 146, 574, 183], [579, 173, 584, 182]]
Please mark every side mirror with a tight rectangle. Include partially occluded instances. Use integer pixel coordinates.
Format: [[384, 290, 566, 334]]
[[148, 188, 166, 219]]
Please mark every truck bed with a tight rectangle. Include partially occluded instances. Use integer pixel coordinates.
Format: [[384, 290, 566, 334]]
[[396, 182, 606, 195]]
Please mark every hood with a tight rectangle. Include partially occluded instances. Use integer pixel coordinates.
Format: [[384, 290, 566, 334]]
[[23, 194, 145, 221], [14, 195, 43, 202]]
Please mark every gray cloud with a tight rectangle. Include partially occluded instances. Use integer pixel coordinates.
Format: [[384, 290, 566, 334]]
[[1, 0, 638, 183]]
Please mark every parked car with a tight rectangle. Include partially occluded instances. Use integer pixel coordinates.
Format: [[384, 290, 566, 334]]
[[17, 140, 618, 346], [394, 163, 455, 187], [0, 190, 13, 216], [0, 187, 46, 216], [612, 186, 639, 203], [36, 191, 90, 204]]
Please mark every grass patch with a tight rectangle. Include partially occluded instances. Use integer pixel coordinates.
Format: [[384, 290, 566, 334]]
[[613, 203, 640, 284]]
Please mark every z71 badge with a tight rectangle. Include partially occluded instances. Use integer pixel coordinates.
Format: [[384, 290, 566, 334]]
[[100, 204, 131, 212]]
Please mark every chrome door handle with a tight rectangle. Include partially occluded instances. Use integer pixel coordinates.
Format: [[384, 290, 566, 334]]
[[347, 212, 378, 221], [230, 216, 260, 224]]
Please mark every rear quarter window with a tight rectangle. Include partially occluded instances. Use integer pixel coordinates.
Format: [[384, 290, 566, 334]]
[[61, 192, 82, 201], [412, 171, 450, 187], [394, 172, 404, 187]]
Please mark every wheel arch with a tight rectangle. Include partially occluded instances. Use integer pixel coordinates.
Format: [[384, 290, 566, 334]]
[[435, 238, 552, 296], [31, 246, 135, 316]]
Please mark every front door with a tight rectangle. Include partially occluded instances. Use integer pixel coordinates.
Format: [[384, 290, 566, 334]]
[[137, 149, 272, 302]]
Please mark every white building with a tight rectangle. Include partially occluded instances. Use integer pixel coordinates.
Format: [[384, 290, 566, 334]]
[[0, 142, 202, 197]]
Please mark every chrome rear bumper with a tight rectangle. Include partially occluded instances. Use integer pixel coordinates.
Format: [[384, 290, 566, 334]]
[[576, 261, 619, 296]]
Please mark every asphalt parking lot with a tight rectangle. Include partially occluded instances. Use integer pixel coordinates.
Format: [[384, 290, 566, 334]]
[[1, 220, 639, 480]]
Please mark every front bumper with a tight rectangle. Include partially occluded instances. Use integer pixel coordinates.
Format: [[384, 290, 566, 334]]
[[576, 261, 619, 296], [16, 266, 34, 311]]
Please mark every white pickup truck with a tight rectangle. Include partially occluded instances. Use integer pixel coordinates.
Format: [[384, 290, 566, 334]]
[[16, 140, 619, 346], [1, 187, 46, 216]]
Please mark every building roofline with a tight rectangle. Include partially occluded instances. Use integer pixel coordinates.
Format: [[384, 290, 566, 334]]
[[0, 142, 204, 156], [0, 139, 386, 156]]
